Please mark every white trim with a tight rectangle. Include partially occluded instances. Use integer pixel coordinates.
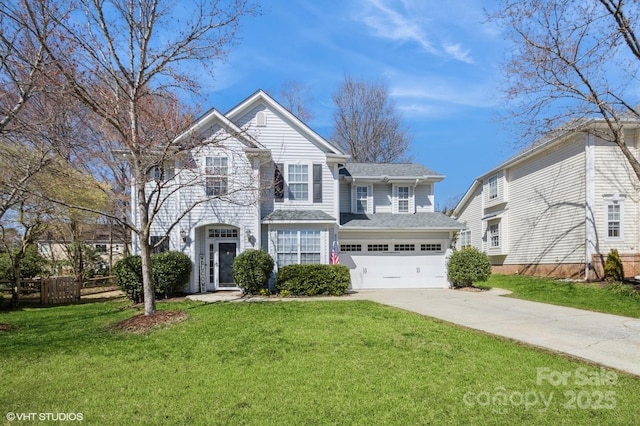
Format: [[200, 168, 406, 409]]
[[585, 133, 596, 278]]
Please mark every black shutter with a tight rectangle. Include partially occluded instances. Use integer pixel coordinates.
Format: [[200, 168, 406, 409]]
[[274, 163, 284, 202], [313, 164, 322, 203]]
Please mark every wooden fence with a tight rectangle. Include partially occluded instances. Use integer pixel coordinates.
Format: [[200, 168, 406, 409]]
[[40, 277, 81, 305]]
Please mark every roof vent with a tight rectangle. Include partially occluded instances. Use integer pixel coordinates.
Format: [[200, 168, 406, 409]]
[[256, 111, 267, 127]]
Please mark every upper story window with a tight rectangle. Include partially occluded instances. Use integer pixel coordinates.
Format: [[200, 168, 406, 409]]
[[356, 186, 368, 213], [205, 156, 228, 196], [288, 164, 308, 200], [488, 175, 498, 200], [95, 244, 107, 253], [397, 186, 410, 213]]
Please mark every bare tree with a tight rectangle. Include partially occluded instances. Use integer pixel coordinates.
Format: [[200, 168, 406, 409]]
[[34, 0, 258, 315], [491, 0, 640, 180], [278, 80, 314, 122], [331, 75, 411, 163], [0, 0, 72, 220]]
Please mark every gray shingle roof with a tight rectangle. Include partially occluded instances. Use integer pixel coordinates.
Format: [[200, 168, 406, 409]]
[[340, 163, 443, 178], [262, 210, 336, 222], [340, 213, 464, 229]]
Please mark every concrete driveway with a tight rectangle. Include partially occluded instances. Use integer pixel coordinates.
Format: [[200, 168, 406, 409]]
[[348, 288, 640, 377]]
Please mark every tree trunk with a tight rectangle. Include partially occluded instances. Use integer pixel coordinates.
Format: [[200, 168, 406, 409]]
[[136, 175, 156, 316], [10, 258, 22, 308]]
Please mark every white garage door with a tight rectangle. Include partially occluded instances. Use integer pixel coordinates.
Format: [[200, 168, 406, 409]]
[[342, 252, 449, 289]]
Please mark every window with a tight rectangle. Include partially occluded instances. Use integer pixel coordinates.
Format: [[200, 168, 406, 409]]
[[150, 236, 169, 254], [489, 223, 500, 248], [394, 244, 415, 251], [208, 228, 238, 238], [340, 244, 362, 252], [367, 244, 389, 252], [288, 164, 308, 201], [459, 230, 471, 248], [421, 243, 443, 252], [356, 186, 368, 213], [488, 175, 498, 200], [147, 165, 162, 181], [607, 203, 621, 239], [398, 186, 409, 213], [95, 244, 107, 253], [276, 230, 321, 267], [205, 157, 228, 196]]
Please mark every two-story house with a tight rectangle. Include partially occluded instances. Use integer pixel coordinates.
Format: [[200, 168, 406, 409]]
[[134, 90, 463, 292], [453, 120, 640, 279]]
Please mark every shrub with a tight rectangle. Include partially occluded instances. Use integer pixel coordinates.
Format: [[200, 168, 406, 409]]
[[113, 255, 144, 303], [276, 264, 350, 296], [604, 249, 624, 282], [232, 249, 274, 295], [152, 251, 192, 298], [447, 246, 492, 288], [113, 251, 192, 302]]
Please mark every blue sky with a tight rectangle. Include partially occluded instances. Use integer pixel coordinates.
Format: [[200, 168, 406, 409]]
[[203, 0, 514, 208]]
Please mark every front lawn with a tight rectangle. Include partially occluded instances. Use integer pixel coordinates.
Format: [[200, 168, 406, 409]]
[[487, 274, 640, 318], [1, 299, 639, 424]]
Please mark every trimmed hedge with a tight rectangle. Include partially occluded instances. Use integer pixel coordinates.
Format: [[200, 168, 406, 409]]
[[447, 246, 492, 288], [232, 249, 274, 295], [113, 251, 192, 302], [276, 264, 350, 296]]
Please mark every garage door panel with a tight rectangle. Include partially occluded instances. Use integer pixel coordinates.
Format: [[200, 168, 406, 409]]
[[344, 253, 448, 289]]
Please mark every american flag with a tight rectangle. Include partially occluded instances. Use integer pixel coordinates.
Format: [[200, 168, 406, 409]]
[[330, 240, 340, 264]]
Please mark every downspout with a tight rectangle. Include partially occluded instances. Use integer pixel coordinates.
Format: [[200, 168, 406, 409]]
[[585, 133, 596, 280]]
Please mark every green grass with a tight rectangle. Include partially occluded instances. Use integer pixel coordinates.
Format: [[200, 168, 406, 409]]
[[1, 299, 640, 425], [487, 274, 640, 318]]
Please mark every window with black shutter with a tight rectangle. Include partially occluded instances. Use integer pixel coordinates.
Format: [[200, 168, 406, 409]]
[[313, 164, 322, 203], [274, 163, 284, 202]]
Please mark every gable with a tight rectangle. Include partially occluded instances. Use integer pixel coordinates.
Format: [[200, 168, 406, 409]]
[[226, 90, 348, 161]]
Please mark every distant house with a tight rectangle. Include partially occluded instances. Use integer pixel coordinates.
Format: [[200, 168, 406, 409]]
[[37, 223, 130, 273], [453, 120, 640, 279], [133, 90, 463, 292]]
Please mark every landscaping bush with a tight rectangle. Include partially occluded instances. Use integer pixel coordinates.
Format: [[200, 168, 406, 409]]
[[113, 255, 144, 303], [604, 248, 624, 282], [276, 264, 350, 296], [447, 246, 492, 288], [113, 251, 192, 302], [152, 251, 192, 298], [232, 249, 274, 295]]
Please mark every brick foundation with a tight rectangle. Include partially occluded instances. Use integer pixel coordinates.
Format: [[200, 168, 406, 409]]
[[491, 253, 640, 280], [492, 263, 586, 279], [590, 253, 640, 280]]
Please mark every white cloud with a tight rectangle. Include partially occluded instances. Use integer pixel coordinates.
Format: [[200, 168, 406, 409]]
[[356, 0, 476, 63]]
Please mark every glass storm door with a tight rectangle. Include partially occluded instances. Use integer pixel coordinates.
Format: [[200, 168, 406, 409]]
[[217, 242, 237, 288]]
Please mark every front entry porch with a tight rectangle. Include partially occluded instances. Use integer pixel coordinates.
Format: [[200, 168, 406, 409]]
[[197, 226, 241, 292]]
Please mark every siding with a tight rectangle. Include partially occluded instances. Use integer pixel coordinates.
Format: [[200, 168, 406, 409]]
[[415, 183, 434, 212], [592, 135, 640, 255], [507, 137, 586, 265], [455, 184, 483, 249], [238, 103, 336, 218], [373, 184, 392, 213]]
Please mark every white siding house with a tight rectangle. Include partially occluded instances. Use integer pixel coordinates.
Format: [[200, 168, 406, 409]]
[[453, 122, 640, 279], [133, 90, 463, 292]]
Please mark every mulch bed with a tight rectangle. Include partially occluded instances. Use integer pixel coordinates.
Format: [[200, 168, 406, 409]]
[[111, 310, 188, 334]]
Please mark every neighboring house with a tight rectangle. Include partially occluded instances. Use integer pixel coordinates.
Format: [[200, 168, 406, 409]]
[[37, 223, 131, 272], [453, 121, 640, 279], [135, 90, 463, 292]]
